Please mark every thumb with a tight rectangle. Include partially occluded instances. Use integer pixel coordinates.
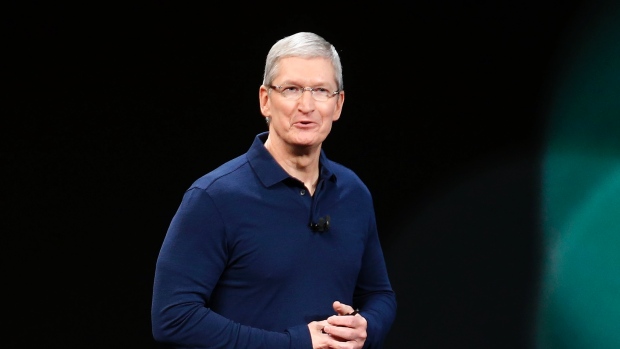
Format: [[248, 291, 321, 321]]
[[332, 300, 355, 315]]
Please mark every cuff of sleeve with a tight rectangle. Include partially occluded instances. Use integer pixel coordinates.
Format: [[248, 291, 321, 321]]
[[286, 323, 313, 349]]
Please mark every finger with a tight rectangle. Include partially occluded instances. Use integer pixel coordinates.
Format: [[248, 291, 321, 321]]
[[322, 323, 355, 341], [332, 300, 355, 315], [310, 320, 328, 335]]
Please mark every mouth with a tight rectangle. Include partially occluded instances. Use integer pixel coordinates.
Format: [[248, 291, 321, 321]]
[[291, 120, 315, 128]]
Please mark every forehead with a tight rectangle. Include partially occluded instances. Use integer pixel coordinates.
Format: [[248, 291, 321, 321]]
[[275, 56, 336, 86]]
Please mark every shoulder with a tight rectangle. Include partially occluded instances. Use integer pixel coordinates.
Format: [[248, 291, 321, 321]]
[[189, 154, 252, 192], [325, 158, 372, 197]]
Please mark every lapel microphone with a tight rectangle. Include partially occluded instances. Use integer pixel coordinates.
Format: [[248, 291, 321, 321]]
[[310, 215, 330, 232]]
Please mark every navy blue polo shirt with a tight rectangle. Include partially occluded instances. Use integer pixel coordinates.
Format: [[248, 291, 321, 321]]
[[152, 132, 396, 348]]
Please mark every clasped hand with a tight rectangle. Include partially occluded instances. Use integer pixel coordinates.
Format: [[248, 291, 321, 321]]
[[308, 301, 367, 349]]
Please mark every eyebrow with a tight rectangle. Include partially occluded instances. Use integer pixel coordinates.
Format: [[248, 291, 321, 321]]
[[276, 81, 334, 88]]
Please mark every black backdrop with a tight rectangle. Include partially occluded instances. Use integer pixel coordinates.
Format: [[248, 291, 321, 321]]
[[5, 2, 585, 348]]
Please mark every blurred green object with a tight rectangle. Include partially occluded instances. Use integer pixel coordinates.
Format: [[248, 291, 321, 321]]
[[536, 1, 620, 348]]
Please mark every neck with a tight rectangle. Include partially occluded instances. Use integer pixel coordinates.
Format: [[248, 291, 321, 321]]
[[264, 137, 321, 194]]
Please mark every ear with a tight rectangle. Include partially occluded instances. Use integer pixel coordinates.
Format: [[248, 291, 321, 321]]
[[259, 85, 271, 117], [331, 91, 345, 121]]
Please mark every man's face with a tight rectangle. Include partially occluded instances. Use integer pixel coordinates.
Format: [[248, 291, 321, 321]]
[[259, 56, 344, 150]]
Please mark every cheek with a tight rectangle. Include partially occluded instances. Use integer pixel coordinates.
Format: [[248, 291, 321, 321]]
[[319, 104, 339, 119], [272, 101, 297, 116]]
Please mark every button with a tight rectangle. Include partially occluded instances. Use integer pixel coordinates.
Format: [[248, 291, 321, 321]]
[[300, 189, 306, 195]]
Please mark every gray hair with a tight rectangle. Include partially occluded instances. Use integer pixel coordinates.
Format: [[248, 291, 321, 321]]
[[262, 32, 343, 91]]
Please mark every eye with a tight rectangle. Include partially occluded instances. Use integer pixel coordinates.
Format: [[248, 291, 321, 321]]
[[313, 87, 331, 97], [282, 85, 301, 93]]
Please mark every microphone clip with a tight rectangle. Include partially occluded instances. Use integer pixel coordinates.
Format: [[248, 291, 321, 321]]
[[310, 215, 330, 232]]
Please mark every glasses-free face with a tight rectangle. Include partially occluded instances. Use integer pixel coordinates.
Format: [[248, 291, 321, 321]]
[[268, 85, 340, 102]]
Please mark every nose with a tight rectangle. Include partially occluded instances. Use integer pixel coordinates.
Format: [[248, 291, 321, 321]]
[[298, 88, 315, 110], [300, 87, 314, 98]]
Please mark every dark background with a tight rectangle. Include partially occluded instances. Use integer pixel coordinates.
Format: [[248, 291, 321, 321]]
[[5, 1, 586, 348]]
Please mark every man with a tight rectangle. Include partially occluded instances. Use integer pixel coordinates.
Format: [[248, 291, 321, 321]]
[[152, 31, 396, 348]]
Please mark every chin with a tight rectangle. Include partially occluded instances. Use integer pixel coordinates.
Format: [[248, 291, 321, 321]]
[[293, 133, 325, 146]]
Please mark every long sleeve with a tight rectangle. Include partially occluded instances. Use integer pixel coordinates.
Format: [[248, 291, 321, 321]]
[[355, 214, 397, 348], [151, 188, 312, 349]]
